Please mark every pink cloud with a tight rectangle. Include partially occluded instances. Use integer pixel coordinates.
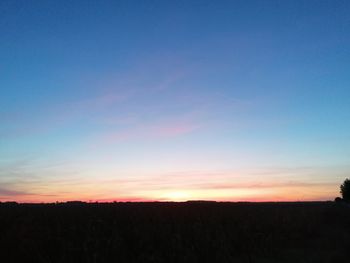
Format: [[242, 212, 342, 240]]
[[95, 119, 201, 146], [2, 165, 342, 202], [151, 123, 200, 137]]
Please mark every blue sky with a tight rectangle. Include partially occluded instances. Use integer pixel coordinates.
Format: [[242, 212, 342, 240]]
[[1, 0, 349, 202]]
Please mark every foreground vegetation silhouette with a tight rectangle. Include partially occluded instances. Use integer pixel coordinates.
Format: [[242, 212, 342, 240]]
[[340, 178, 350, 202], [0, 201, 349, 263]]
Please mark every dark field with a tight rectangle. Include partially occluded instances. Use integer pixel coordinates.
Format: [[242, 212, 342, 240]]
[[1, 202, 349, 263]]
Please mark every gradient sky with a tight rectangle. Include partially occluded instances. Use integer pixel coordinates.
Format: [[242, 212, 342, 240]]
[[1, 0, 349, 202]]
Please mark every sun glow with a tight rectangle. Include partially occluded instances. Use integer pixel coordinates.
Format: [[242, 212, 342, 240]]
[[162, 191, 191, 201]]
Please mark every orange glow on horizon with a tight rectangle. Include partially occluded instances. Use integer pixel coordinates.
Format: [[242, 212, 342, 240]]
[[0, 185, 336, 203]]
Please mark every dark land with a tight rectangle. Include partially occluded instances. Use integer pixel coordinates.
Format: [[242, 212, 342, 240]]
[[1, 201, 349, 263]]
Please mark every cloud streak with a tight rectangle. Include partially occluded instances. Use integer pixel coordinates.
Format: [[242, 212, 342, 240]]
[[94, 116, 202, 146], [1, 155, 347, 203], [0, 187, 28, 197]]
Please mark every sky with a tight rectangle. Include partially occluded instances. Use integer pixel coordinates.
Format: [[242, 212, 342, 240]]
[[0, 0, 349, 202]]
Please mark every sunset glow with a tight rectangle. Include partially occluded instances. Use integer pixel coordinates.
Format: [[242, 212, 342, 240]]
[[1, 1, 349, 203]]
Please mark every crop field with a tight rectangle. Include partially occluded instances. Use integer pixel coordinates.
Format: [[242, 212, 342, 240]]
[[0, 202, 349, 263]]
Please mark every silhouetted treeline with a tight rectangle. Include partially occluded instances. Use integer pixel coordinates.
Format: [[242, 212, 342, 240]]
[[0, 202, 349, 263]]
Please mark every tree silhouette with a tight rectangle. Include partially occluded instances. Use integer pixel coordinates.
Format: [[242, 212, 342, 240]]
[[340, 178, 350, 202]]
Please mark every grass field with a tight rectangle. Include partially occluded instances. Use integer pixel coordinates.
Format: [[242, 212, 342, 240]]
[[0, 201, 349, 263]]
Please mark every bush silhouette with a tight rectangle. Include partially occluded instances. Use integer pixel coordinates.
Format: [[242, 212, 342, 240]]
[[334, 197, 343, 203], [340, 178, 350, 202]]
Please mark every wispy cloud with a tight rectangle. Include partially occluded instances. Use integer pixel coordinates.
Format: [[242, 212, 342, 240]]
[[101, 172, 338, 192], [85, 105, 205, 146], [151, 122, 200, 137], [96, 119, 200, 146], [0, 163, 347, 202], [0, 187, 28, 197], [1, 52, 259, 143], [1, 58, 193, 139], [81, 166, 346, 201]]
